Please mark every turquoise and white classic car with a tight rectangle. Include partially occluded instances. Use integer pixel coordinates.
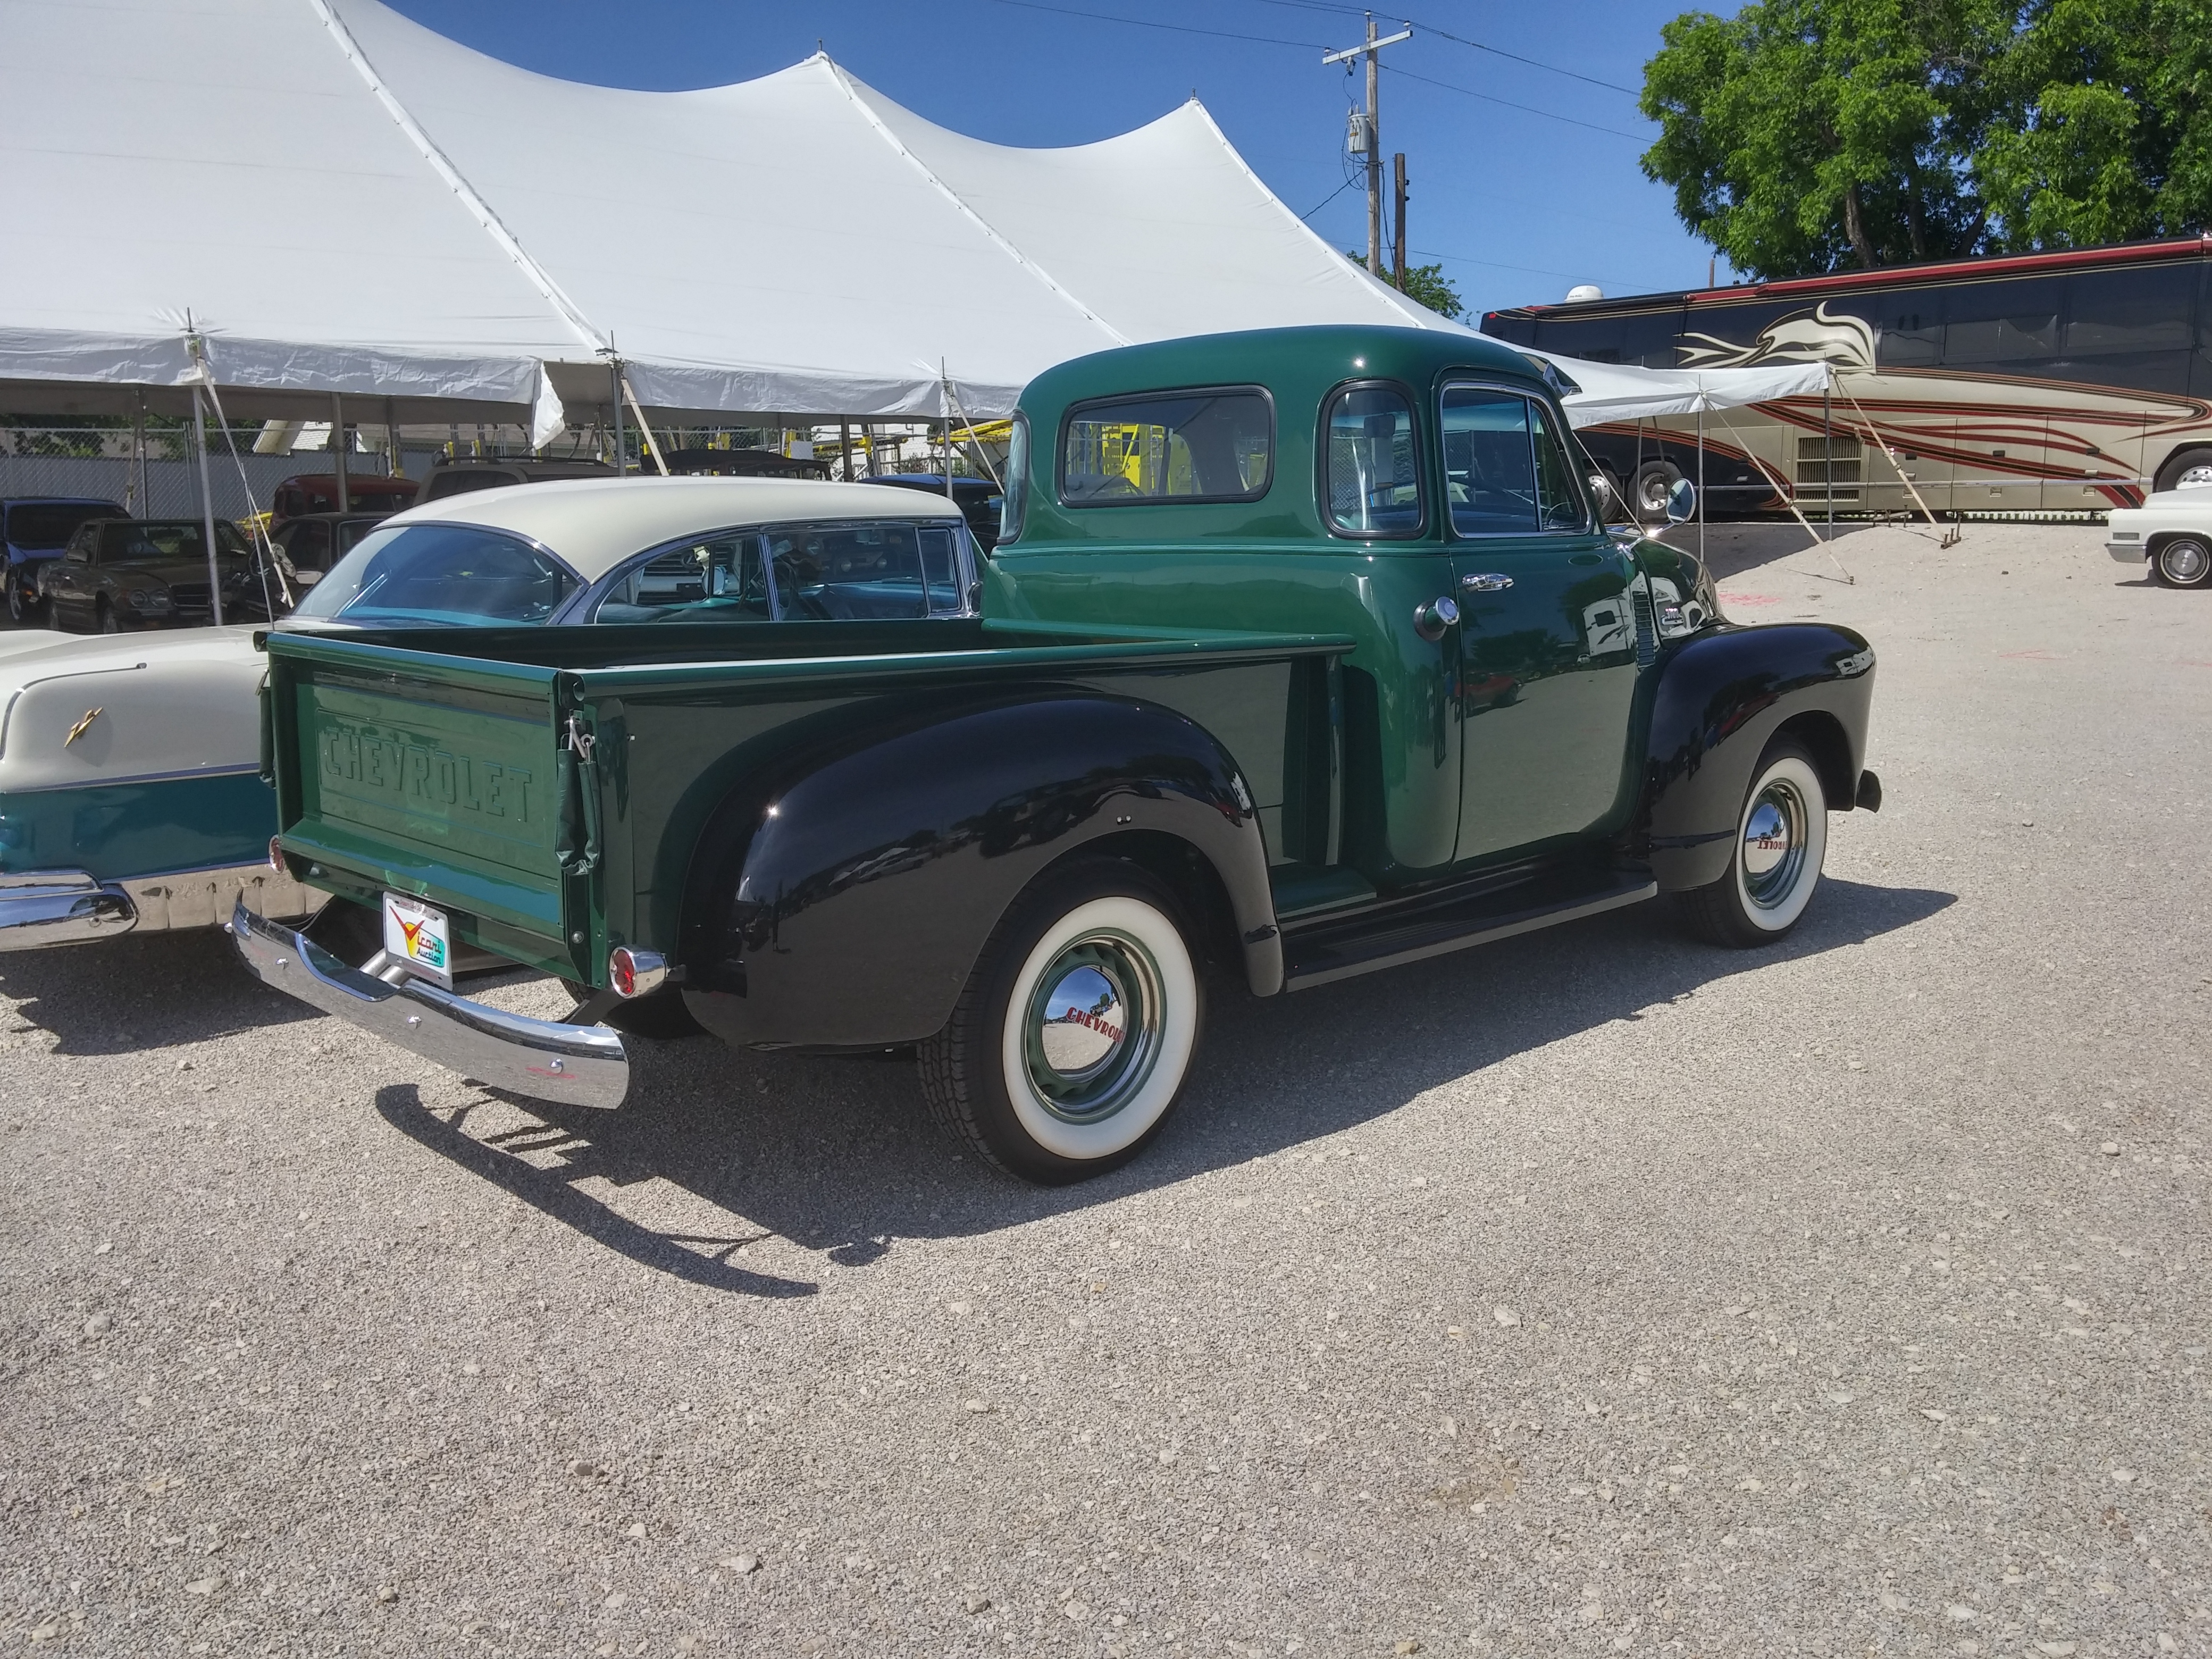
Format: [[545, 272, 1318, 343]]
[[0, 477, 981, 950]]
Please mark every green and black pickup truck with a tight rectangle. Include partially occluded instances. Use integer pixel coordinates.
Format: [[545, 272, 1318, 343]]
[[235, 325, 1880, 1184]]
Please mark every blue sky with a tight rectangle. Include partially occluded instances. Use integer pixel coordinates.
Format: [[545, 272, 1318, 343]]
[[386, 0, 1733, 323]]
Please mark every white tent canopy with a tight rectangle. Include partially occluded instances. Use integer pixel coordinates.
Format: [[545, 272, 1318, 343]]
[[0, 0, 1822, 437]]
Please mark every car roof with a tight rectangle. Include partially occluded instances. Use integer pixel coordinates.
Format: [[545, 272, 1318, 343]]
[[376, 475, 968, 581]]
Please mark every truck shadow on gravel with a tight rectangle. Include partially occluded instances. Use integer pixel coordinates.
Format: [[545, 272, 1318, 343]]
[[371, 876, 1954, 1295]]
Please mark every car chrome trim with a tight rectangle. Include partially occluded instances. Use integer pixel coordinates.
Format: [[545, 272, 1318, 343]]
[[230, 899, 630, 1110], [0, 870, 136, 949]]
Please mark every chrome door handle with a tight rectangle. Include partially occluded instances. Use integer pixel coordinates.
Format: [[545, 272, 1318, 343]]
[[1461, 572, 1514, 592]]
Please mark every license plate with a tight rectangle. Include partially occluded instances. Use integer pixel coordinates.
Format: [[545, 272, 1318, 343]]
[[382, 892, 454, 988]]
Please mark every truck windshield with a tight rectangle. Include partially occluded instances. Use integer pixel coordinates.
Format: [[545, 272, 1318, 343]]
[[291, 523, 581, 626]]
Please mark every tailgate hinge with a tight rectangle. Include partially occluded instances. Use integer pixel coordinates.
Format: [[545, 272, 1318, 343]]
[[556, 714, 602, 878]]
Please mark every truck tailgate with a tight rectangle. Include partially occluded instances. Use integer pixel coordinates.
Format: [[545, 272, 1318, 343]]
[[265, 633, 583, 976]]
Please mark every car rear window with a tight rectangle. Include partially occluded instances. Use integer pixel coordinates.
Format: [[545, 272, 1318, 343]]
[[1060, 388, 1272, 505], [6, 502, 121, 550], [420, 470, 517, 501], [290, 523, 580, 626]]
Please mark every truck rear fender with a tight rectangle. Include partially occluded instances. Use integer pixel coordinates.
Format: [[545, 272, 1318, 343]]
[[677, 693, 1282, 1050], [1639, 623, 1875, 892]]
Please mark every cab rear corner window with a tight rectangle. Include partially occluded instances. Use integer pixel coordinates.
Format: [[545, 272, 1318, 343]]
[[1059, 388, 1272, 506], [1322, 382, 1423, 537]]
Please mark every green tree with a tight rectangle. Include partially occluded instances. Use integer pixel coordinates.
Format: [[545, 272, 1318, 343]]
[[1639, 0, 2212, 279], [1973, 0, 2212, 251], [1346, 253, 1465, 320]]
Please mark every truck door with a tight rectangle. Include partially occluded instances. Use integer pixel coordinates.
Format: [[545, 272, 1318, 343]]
[[1440, 385, 1641, 864]]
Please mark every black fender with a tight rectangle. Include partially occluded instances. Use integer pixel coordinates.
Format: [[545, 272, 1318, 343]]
[[1637, 622, 1875, 891], [677, 692, 1281, 1049]]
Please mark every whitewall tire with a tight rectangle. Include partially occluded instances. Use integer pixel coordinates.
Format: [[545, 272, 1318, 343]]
[[1680, 741, 1828, 946], [921, 860, 1203, 1184]]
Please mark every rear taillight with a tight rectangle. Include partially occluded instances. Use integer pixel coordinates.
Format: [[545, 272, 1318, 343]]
[[608, 946, 668, 1000]]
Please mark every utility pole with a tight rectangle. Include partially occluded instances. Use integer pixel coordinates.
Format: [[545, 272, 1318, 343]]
[[1322, 15, 1411, 277], [1392, 152, 1408, 289]]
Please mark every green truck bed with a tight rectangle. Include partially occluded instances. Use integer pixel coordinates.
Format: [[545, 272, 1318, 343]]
[[264, 617, 1351, 987]]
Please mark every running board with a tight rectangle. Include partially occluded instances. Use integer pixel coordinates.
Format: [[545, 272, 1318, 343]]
[[1281, 870, 1658, 991]]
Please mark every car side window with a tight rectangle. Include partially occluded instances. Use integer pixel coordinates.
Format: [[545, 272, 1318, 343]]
[[765, 520, 968, 619], [287, 520, 334, 572], [1322, 383, 1424, 537], [593, 533, 776, 624], [1441, 387, 1590, 535]]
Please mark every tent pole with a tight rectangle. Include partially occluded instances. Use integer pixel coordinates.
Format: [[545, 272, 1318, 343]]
[[130, 394, 146, 515], [942, 364, 957, 504], [610, 362, 627, 475], [1823, 384, 1833, 540], [193, 385, 223, 627], [331, 392, 349, 515], [385, 396, 400, 476], [840, 418, 852, 482], [1697, 397, 1705, 562]]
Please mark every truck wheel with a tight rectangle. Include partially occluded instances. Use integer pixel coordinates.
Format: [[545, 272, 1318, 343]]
[[1633, 460, 1683, 520], [5, 577, 32, 625], [2153, 446, 2212, 493], [1678, 739, 1828, 948], [2151, 536, 2212, 588], [919, 859, 1203, 1184]]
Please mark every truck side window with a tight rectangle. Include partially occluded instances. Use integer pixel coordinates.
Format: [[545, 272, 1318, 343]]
[[1322, 383, 1423, 536], [1441, 388, 1589, 534], [1059, 388, 1272, 505]]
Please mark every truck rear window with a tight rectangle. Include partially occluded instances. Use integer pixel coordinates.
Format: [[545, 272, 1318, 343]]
[[1059, 388, 1272, 505], [291, 523, 581, 626]]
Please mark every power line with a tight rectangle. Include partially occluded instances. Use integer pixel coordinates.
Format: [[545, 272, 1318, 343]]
[[1383, 64, 1648, 141], [1251, 0, 1643, 95], [976, 0, 1647, 141], [981, 0, 1327, 51]]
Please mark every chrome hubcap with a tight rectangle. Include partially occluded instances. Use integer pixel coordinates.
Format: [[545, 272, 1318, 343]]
[[2163, 540, 2209, 581], [1023, 933, 1162, 1124], [1742, 779, 1809, 909], [2180, 465, 2212, 485]]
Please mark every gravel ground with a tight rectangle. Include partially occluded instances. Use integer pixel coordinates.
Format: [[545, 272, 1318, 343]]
[[3, 522, 2209, 1658]]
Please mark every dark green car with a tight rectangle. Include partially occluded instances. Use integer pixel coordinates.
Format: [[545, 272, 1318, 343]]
[[237, 325, 1880, 1184]]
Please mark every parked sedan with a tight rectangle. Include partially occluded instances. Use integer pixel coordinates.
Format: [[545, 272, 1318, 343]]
[[0, 477, 979, 953], [40, 518, 259, 632], [3, 496, 123, 624], [2107, 481, 2212, 588]]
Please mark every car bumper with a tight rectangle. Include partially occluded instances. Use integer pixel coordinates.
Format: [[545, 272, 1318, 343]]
[[229, 899, 629, 1110], [2107, 538, 2147, 563], [0, 860, 325, 951]]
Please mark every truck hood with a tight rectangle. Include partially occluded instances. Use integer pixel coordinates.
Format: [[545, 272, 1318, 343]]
[[0, 626, 267, 788]]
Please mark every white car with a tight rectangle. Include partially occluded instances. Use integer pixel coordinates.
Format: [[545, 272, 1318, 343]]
[[0, 477, 982, 950], [2106, 481, 2212, 588]]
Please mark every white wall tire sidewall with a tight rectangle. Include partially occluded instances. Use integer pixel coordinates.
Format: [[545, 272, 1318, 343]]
[[997, 895, 1197, 1163], [1733, 753, 1826, 933]]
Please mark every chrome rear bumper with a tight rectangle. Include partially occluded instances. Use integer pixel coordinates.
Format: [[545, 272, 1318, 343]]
[[2106, 538, 2146, 563], [229, 899, 629, 1110], [0, 861, 326, 952], [0, 872, 135, 949]]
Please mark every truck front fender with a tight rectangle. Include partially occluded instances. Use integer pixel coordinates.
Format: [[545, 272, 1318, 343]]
[[1639, 623, 1875, 891], [678, 692, 1281, 1049]]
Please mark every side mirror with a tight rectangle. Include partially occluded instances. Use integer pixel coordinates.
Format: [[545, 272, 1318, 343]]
[[1664, 477, 1698, 524]]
